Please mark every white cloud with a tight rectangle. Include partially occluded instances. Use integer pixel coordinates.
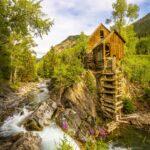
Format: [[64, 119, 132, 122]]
[[34, 0, 148, 58]]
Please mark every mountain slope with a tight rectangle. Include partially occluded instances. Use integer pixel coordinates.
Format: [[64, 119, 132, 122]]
[[52, 35, 81, 53], [133, 13, 150, 37]]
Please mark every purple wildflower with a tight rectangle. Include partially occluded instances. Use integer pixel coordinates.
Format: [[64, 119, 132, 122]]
[[62, 120, 68, 130], [99, 128, 108, 139], [89, 128, 95, 135], [81, 137, 87, 143]]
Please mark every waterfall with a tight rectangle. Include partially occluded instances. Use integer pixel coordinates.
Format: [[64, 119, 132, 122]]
[[0, 107, 32, 137]]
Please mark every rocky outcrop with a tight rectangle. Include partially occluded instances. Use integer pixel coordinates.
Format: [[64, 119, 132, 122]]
[[62, 82, 97, 118], [23, 100, 57, 131], [54, 81, 99, 141]]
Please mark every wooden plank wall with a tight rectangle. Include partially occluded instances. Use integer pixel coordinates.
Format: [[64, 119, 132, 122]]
[[107, 32, 124, 61], [88, 25, 110, 52]]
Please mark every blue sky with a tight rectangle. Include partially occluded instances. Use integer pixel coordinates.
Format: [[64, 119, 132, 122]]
[[34, 0, 150, 58]]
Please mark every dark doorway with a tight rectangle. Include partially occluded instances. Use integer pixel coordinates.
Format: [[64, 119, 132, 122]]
[[105, 44, 110, 57]]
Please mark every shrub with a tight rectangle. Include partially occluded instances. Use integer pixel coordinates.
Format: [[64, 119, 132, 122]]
[[10, 82, 20, 91], [57, 136, 73, 150], [84, 71, 97, 95], [136, 36, 150, 55], [143, 87, 150, 103], [123, 98, 136, 114], [122, 55, 150, 84], [85, 139, 108, 150], [96, 140, 109, 150]]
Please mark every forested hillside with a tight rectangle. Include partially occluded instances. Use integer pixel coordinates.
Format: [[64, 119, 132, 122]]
[[37, 33, 88, 84], [133, 13, 150, 55], [133, 13, 150, 37], [53, 35, 85, 53]]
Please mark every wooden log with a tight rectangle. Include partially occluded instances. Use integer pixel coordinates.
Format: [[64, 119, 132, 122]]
[[101, 106, 116, 113], [102, 79, 115, 82], [101, 102, 116, 110], [103, 85, 115, 89], [102, 90, 116, 94]]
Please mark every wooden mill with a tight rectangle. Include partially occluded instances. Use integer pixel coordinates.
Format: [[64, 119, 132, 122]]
[[85, 23, 125, 120]]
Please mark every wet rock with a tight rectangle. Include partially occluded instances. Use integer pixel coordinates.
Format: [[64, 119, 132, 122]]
[[0, 132, 41, 150], [23, 100, 57, 131], [23, 118, 43, 131], [11, 132, 41, 150]]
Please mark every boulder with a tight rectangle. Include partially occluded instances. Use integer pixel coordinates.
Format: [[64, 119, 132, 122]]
[[10, 132, 41, 150], [0, 132, 41, 150], [23, 100, 57, 131]]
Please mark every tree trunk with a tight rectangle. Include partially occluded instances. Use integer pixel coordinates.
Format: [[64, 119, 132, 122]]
[[9, 53, 13, 83], [13, 67, 18, 83]]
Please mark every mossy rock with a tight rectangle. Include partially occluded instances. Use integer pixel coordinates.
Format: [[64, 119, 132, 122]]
[[24, 118, 43, 131]]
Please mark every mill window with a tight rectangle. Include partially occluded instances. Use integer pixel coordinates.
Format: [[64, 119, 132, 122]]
[[100, 30, 104, 39]]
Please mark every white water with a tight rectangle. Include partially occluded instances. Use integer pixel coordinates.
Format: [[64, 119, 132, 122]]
[[0, 107, 32, 137], [109, 143, 127, 150], [36, 123, 80, 150], [0, 81, 80, 150], [34, 82, 50, 103]]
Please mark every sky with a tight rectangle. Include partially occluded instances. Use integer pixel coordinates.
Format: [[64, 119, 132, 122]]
[[34, 0, 150, 58]]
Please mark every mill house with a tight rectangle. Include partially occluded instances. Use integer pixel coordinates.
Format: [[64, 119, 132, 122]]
[[85, 23, 125, 120]]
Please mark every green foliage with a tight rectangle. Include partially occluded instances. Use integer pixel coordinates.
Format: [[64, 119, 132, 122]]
[[37, 47, 58, 78], [85, 139, 108, 150], [127, 4, 139, 22], [144, 87, 150, 98], [123, 98, 136, 114], [143, 87, 150, 103], [121, 25, 138, 55], [96, 140, 109, 150], [120, 15, 150, 85], [38, 33, 88, 90], [84, 71, 97, 95], [10, 82, 20, 91], [136, 36, 150, 55], [107, 0, 139, 33], [6, 33, 37, 82], [0, 0, 52, 82], [122, 55, 150, 84], [57, 136, 73, 150]]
